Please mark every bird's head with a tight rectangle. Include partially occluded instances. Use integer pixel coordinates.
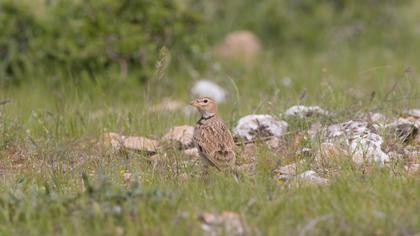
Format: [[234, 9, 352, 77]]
[[190, 97, 217, 118]]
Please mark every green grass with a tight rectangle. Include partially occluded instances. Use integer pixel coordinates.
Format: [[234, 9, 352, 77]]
[[0, 46, 419, 235]]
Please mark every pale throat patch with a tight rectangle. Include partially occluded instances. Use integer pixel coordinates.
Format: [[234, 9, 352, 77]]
[[202, 110, 216, 118]]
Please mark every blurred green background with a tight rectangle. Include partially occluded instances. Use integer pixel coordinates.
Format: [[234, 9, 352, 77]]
[[1, 0, 419, 84], [1, 0, 419, 138]]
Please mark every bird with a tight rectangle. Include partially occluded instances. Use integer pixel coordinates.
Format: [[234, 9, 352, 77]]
[[190, 97, 236, 173]]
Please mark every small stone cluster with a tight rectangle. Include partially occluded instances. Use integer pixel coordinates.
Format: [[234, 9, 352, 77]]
[[103, 103, 419, 188]]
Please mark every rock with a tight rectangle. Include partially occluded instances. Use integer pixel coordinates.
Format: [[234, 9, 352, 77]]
[[404, 163, 419, 175], [265, 136, 289, 157], [199, 211, 245, 236], [276, 170, 329, 186], [151, 98, 186, 113], [295, 170, 329, 185], [183, 147, 200, 158], [234, 115, 288, 141], [404, 146, 420, 159], [395, 110, 420, 132], [368, 112, 387, 123], [386, 145, 419, 162], [387, 151, 403, 161], [403, 109, 420, 119], [395, 123, 418, 144], [123, 136, 159, 153], [103, 132, 124, 151], [284, 105, 333, 118], [191, 80, 227, 103], [103, 132, 159, 153], [358, 112, 388, 124], [322, 120, 389, 165], [162, 125, 195, 149], [214, 30, 261, 65], [350, 133, 389, 165], [357, 112, 389, 132], [386, 118, 419, 144], [265, 136, 286, 149], [273, 162, 299, 176]]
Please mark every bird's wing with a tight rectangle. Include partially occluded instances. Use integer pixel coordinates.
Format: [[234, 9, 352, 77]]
[[194, 120, 236, 170]]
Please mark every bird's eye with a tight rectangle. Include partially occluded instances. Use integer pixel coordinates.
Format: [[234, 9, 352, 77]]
[[203, 99, 208, 103]]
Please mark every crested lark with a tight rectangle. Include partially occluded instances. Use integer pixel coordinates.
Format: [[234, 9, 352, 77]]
[[190, 97, 236, 172]]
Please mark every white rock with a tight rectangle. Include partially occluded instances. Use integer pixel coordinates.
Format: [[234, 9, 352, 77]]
[[388, 145, 419, 161], [367, 112, 387, 123], [369, 112, 387, 122], [296, 170, 329, 185], [284, 105, 333, 118], [349, 133, 389, 164], [322, 120, 389, 165], [191, 80, 227, 103], [183, 147, 200, 158], [391, 118, 419, 132], [363, 112, 389, 131], [265, 136, 287, 150], [274, 162, 299, 176], [386, 118, 418, 129], [403, 109, 420, 118], [357, 112, 388, 131], [162, 125, 194, 148], [234, 114, 288, 141]]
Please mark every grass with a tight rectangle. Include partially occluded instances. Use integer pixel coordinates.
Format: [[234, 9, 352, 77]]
[[0, 45, 419, 235]]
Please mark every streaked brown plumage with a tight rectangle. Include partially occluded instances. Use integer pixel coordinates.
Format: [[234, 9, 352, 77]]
[[190, 97, 236, 171]]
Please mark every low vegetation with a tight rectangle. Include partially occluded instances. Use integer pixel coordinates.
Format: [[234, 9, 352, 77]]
[[0, 0, 419, 235]]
